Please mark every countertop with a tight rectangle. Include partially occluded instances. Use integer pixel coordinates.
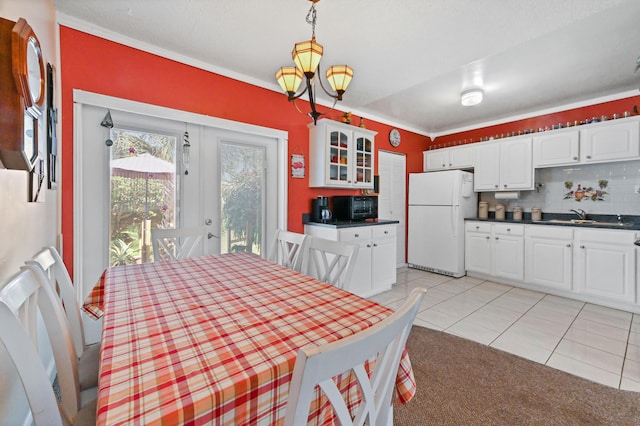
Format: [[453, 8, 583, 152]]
[[304, 219, 400, 229], [466, 213, 640, 231]]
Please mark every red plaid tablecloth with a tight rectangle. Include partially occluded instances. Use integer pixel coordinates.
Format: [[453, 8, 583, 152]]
[[83, 252, 416, 425]]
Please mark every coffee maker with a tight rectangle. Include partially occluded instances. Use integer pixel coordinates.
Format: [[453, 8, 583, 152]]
[[311, 196, 332, 223]]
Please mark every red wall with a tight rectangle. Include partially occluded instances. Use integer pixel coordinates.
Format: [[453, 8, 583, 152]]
[[430, 98, 640, 148], [59, 27, 429, 273]]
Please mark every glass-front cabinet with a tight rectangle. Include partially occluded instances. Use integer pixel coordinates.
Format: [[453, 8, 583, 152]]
[[309, 118, 376, 188]]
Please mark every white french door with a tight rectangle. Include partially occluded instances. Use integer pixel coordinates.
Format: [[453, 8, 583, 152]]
[[74, 92, 286, 343]]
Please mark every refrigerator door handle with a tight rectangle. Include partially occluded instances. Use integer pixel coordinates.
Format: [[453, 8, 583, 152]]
[[452, 204, 458, 237]]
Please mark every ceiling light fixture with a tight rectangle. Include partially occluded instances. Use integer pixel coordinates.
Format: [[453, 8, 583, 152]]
[[461, 88, 483, 107], [275, 0, 353, 125]]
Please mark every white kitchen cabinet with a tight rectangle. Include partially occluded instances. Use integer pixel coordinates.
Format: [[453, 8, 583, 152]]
[[465, 222, 523, 280], [304, 223, 396, 297], [573, 229, 636, 304], [474, 137, 533, 191], [423, 145, 473, 171], [532, 129, 580, 168], [492, 224, 524, 281], [580, 119, 640, 164], [465, 222, 491, 275], [524, 225, 573, 290], [308, 118, 377, 189], [466, 222, 640, 312]]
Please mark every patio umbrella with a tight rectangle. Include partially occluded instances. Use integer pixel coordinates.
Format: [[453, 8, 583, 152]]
[[110, 153, 175, 262]]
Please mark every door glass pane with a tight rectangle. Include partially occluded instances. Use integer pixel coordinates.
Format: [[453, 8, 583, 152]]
[[109, 128, 177, 266], [220, 143, 265, 255]]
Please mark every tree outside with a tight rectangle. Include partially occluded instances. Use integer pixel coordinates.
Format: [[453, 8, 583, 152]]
[[220, 143, 265, 255], [109, 128, 176, 265]]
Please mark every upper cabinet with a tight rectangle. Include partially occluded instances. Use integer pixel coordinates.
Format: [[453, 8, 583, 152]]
[[308, 119, 377, 189], [580, 119, 640, 163], [533, 118, 640, 168], [423, 145, 473, 171], [474, 136, 533, 191], [532, 128, 580, 167]]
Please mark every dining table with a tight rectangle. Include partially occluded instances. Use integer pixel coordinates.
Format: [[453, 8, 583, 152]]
[[82, 251, 417, 425]]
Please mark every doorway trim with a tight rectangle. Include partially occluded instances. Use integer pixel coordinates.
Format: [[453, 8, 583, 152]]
[[72, 90, 288, 292]]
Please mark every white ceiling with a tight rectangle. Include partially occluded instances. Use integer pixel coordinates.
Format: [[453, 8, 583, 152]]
[[53, 0, 640, 137]]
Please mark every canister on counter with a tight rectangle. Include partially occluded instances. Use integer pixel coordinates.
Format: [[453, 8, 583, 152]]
[[495, 203, 505, 220], [478, 201, 488, 219], [513, 206, 523, 221], [532, 207, 542, 221]]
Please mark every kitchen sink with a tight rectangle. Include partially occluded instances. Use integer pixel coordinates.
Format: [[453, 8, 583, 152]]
[[544, 219, 627, 227]]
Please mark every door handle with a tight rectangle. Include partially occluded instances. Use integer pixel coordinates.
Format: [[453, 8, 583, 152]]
[[208, 233, 219, 239]]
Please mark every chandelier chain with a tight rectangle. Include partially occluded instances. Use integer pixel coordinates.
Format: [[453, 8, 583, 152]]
[[306, 3, 317, 39]]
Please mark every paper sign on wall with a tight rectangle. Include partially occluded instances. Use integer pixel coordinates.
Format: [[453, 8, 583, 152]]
[[291, 154, 305, 178]]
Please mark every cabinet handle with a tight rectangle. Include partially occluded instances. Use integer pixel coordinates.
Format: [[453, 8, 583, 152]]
[[494, 184, 499, 188], [367, 244, 371, 248], [580, 245, 585, 249], [495, 237, 499, 240], [354, 234, 359, 238], [373, 243, 378, 247], [442, 164, 446, 167], [504, 184, 508, 188], [449, 163, 452, 167], [586, 156, 591, 159], [384, 230, 388, 234], [506, 228, 511, 232], [485, 236, 490, 240], [566, 244, 571, 248], [573, 157, 578, 160], [475, 226, 479, 229]]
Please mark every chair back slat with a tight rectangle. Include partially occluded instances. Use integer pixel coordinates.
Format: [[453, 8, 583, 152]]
[[27, 246, 86, 357], [284, 288, 426, 426], [151, 226, 208, 261], [0, 266, 82, 425], [301, 237, 358, 289], [268, 229, 309, 272], [0, 303, 63, 426]]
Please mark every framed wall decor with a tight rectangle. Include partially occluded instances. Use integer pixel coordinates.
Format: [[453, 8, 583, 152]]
[[46, 63, 57, 189], [291, 153, 305, 178], [0, 17, 44, 171]]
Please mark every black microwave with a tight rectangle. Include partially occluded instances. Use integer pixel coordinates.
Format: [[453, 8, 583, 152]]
[[332, 196, 378, 221]]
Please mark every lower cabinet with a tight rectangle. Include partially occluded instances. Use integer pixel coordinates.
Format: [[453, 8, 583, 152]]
[[524, 226, 573, 290], [304, 224, 397, 297], [574, 229, 636, 304], [465, 222, 524, 280], [465, 222, 492, 275], [466, 222, 638, 310]]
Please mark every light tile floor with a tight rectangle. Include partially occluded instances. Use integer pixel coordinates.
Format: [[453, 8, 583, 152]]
[[368, 267, 640, 392]]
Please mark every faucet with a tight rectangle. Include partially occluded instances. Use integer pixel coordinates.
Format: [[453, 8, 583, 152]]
[[569, 209, 586, 220]]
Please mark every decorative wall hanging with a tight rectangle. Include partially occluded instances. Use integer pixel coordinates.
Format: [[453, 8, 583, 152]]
[[46, 63, 57, 189], [28, 158, 45, 202], [563, 180, 608, 201], [291, 154, 305, 178], [101, 110, 114, 146], [182, 125, 190, 175]]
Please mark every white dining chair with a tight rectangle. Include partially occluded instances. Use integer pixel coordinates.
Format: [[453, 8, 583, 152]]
[[151, 226, 208, 261], [26, 246, 100, 391], [301, 237, 359, 289], [284, 287, 426, 426], [268, 229, 309, 272], [0, 266, 97, 425]]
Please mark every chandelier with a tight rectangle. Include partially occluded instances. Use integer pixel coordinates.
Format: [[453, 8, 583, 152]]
[[275, 0, 353, 125]]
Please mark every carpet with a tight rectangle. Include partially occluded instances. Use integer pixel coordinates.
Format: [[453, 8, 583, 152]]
[[393, 326, 640, 425]]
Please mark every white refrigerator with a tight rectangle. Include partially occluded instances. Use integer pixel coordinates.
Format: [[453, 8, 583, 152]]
[[408, 170, 477, 277]]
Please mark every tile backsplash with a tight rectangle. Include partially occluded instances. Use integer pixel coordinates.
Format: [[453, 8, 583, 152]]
[[480, 160, 640, 216]]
